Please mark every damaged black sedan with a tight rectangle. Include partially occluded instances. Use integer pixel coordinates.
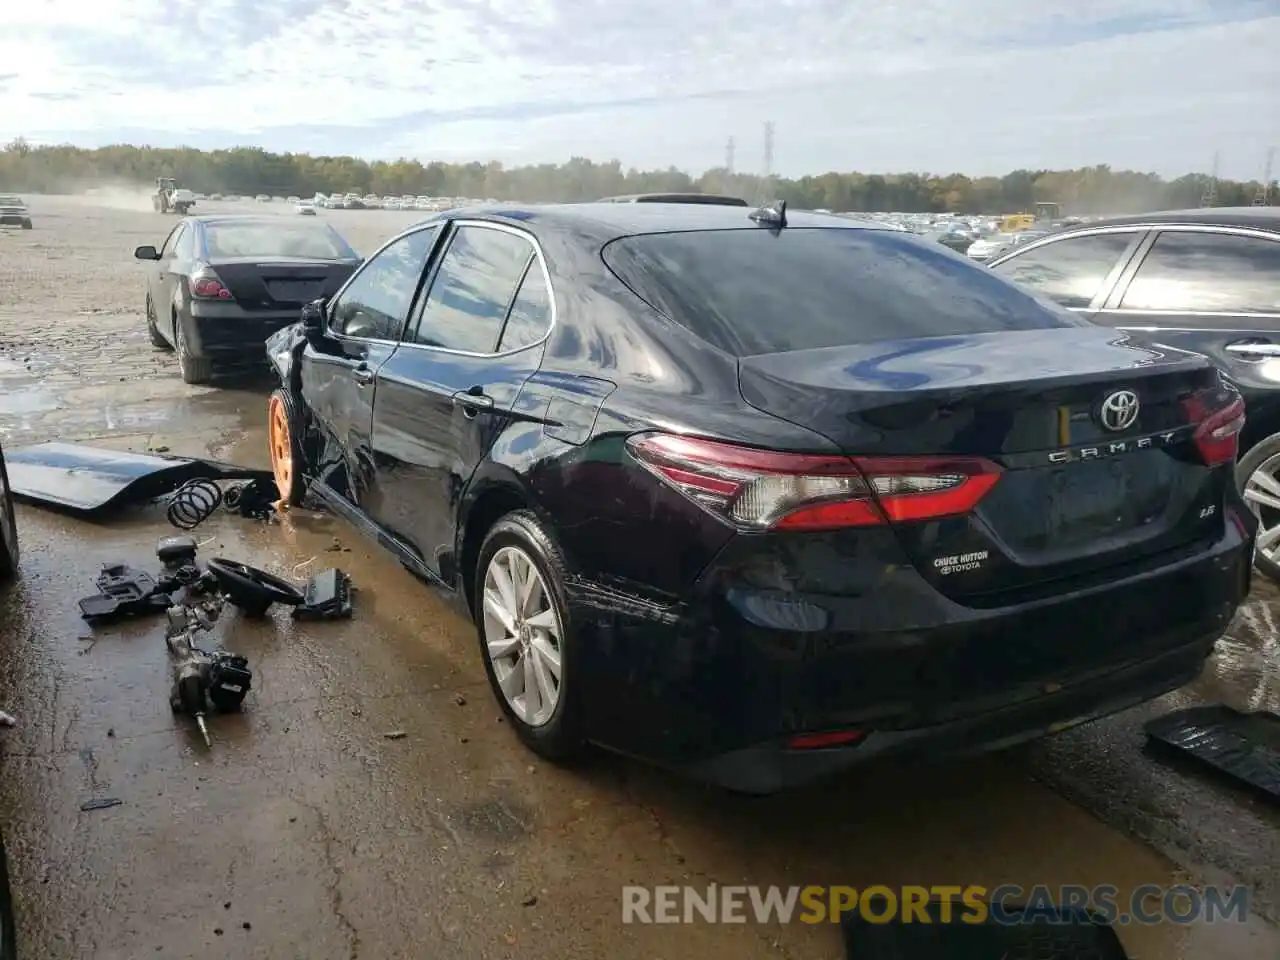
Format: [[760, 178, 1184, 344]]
[[265, 202, 1256, 794], [136, 215, 361, 384]]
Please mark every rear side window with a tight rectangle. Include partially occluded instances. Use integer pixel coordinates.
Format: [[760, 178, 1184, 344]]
[[1118, 231, 1280, 314], [498, 258, 553, 351], [989, 232, 1137, 308], [602, 228, 1090, 357]]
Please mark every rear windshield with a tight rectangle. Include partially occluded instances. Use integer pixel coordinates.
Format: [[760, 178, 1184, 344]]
[[203, 221, 354, 260], [602, 227, 1089, 356]]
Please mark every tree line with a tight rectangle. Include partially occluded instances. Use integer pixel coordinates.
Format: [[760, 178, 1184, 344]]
[[2, 137, 1275, 214]]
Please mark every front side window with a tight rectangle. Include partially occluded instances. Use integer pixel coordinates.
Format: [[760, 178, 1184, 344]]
[[329, 227, 438, 341], [411, 226, 534, 353], [990, 232, 1138, 308], [1118, 231, 1280, 314], [161, 224, 186, 257]]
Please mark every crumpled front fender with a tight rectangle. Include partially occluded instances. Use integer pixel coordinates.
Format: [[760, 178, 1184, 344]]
[[265, 323, 306, 391]]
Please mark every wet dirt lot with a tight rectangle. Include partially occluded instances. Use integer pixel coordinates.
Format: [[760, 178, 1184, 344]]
[[1, 195, 1279, 959]]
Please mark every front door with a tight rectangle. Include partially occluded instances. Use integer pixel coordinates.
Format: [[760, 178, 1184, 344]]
[[300, 225, 440, 507], [367, 221, 554, 583], [145, 222, 186, 331]]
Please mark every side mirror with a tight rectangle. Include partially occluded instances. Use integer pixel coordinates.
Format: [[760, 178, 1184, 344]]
[[300, 298, 327, 339], [134, 245, 159, 260]]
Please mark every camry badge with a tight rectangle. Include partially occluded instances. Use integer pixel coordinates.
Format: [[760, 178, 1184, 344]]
[[1099, 389, 1139, 432]]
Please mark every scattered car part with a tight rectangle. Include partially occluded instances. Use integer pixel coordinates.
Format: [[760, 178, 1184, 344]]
[[3, 442, 274, 519], [842, 899, 1129, 959], [164, 594, 253, 748], [78, 564, 174, 622], [205, 557, 304, 617], [293, 568, 353, 621], [1145, 704, 1280, 803], [79, 798, 123, 812], [165, 476, 276, 529], [156, 535, 199, 571]]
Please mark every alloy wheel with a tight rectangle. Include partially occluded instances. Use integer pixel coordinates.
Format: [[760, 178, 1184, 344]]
[[481, 545, 563, 727], [1242, 452, 1280, 565], [267, 394, 294, 497]]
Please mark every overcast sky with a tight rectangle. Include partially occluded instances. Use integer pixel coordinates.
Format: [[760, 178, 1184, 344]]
[[0, 0, 1276, 180]]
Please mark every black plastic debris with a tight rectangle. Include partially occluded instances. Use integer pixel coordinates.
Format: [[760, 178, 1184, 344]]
[[78, 564, 174, 622], [293, 568, 352, 621], [1145, 704, 1280, 802], [79, 798, 123, 812], [841, 899, 1129, 960]]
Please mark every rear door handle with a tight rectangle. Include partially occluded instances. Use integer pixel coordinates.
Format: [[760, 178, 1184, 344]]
[[351, 363, 374, 385], [451, 389, 494, 417]]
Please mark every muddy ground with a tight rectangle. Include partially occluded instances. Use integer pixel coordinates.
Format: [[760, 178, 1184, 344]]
[[0, 194, 1278, 959]]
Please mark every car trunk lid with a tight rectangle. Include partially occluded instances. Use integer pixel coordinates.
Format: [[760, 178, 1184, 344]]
[[738, 326, 1238, 603], [207, 258, 357, 312]]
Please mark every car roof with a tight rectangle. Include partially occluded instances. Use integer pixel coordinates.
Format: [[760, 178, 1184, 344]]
[[1076, 207, 1280, 232], [420, 202, 880, 244], [187, 215, 325, 227], [597, 193, 748, 206]]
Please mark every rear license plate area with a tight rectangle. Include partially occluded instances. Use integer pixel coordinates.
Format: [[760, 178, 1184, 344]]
[[1039, 458, 1170, 548], [266, 280, 324, 302]]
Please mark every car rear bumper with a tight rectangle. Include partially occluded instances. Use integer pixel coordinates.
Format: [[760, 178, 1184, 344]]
[[0, 216, 30, 226], [186, 302, 303, 364], [571, 507, 1254, 793]]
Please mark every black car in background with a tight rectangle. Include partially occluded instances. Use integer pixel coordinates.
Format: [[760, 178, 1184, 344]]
[[135, 215, 361, 384], [1, 440, 19, 960], [0, 196, 31, 230], [265, 203, 1254, 793], [987, 208, 1280, 578]]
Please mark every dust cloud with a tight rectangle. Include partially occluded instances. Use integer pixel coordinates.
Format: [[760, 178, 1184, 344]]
[[58, 180, 156, 212]]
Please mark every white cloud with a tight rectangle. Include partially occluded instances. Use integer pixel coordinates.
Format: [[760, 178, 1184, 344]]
[[0, 0, 1275, 178]]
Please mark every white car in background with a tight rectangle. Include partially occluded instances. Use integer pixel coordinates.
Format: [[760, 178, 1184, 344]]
[[295, 200, 317, 216]]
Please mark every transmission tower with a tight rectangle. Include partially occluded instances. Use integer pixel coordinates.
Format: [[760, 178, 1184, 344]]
[[725, 137, 736, 174], [1200, 152, 1220, 207], [1253, 147, 1275, 205]]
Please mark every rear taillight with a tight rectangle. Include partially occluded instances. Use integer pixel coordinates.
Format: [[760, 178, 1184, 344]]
[[1191, 396, 1246, 466], [190, 269, 232, 300], [626, 433, 1001, 532]]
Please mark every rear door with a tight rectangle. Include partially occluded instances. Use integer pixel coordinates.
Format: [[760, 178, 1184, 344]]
[[299, 225, 440, 507], [367, 221, 553, 582], [987, 227, 1148, 316], [1090, 226, 1280, 447]]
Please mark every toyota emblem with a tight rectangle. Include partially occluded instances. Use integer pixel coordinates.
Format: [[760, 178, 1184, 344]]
[[1099, 389, 1140, 432]]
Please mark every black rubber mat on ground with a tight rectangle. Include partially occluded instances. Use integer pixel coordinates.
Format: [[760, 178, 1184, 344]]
[[1144, 705, 1280, 802], [841, 901, 1129, 959]]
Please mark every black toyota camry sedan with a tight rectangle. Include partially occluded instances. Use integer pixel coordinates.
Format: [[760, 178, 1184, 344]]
[[264, 202, 1255, 793], [135, 215, 361, 384]]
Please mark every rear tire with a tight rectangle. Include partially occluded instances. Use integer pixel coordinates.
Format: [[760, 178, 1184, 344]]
[[19, 221, 30, 230], [174, 314, 211, 385], [0, 451, 19, 582], [267, 389, 309, 506], [474, 510, 586, 762], [146, 295, 169, 349], [1236, 433, 1280, 584]]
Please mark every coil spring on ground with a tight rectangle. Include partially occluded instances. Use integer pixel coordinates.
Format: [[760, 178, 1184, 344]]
[[167, 478, 223, 530]]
